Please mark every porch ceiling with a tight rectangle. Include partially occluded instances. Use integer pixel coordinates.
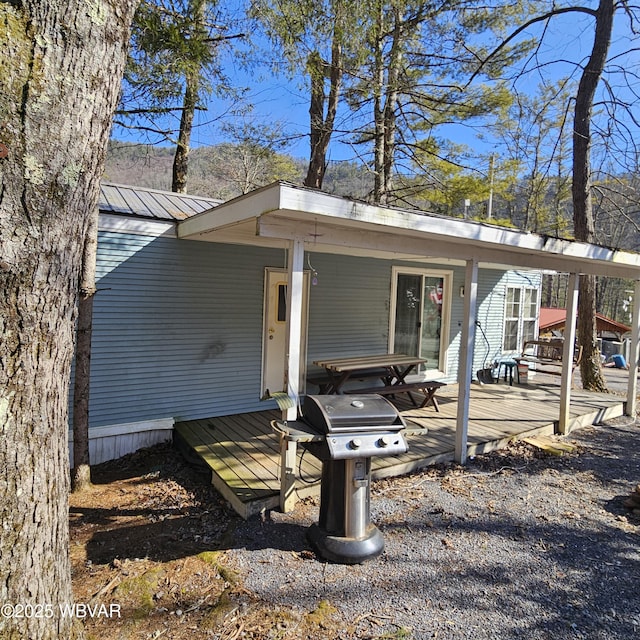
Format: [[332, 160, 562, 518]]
[[177, 181, 640, 279]]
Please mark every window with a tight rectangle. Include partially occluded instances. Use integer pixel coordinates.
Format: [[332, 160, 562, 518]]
[[390, 268, 451, 374], [277, 284, 287, 322], [503, 286, 539, 352]]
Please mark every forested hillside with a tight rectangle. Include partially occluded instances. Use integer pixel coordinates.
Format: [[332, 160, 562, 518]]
[[104, 140, 374, 201]]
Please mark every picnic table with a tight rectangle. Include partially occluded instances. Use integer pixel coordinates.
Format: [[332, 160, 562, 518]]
[[312, 353, 445, 410]]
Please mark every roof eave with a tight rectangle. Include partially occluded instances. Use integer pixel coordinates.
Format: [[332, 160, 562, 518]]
[[177, 182, 640, 279]]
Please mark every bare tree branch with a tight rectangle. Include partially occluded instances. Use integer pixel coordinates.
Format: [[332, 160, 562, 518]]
[[467, 6, 597, 86]]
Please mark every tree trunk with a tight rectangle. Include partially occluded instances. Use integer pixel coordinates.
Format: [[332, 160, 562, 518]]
[[372, 4, 385, 203], [381, 9, 402, 200], [172, 69, 198, 193], [572, 0, 614, 392], [578, 276, 608, 391], [542, 273, 553, 308], [303, 38, 342, 190], [0, 1, 137, 638], [71, 210, 99, 492]]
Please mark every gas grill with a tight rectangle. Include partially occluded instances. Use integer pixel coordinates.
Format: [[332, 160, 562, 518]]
[[303, 394, 407, 460], [298, 394, 408, 564]]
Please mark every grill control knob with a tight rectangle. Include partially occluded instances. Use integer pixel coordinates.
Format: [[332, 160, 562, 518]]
[[378, 436, 391, 447], [350, 438, 362, 450]]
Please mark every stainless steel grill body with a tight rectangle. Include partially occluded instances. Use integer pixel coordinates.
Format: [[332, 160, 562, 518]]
[[301, 395, 407, 564], [303, 395, 407, 460]]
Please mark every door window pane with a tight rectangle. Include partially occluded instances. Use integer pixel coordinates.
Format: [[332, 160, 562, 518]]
[[505, 287, 521, 317], [522, 319, 537, 343], [524, 288, 538, 317], [277, 284, 287, 322], [394, 274, 422, 357], [503, 286, 539, 351], [393, 271, 447, 372], [504, 319, 519, 351], [422, 277, 444, 369]]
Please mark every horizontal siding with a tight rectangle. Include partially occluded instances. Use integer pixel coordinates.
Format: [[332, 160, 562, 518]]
[[88, 232, 282, 426], [84, 230, 542, 430], [475, 270, 507, 373], [306, 254, 391, 364], [475, 269, 543, 375]]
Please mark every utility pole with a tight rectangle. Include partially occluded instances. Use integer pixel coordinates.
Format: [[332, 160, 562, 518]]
[[487, 154, 494, 219]]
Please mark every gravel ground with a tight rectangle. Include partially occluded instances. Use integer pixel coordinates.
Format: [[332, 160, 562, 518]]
[[226, 417, 640, 640]]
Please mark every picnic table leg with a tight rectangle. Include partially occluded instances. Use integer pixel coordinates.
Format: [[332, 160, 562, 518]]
[[391, 364, 414, 384], [419, 388, 440, 411], [279, 435, 298, 513], [325, 370, 351, 394], [406, 390, 419, 407], [393, 364, 421, 406]]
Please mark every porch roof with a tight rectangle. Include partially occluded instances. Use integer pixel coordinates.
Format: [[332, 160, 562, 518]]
[[178, 181, 640, 279]]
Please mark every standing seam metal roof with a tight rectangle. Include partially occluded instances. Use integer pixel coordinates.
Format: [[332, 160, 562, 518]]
[[99, 182, 220, 221]]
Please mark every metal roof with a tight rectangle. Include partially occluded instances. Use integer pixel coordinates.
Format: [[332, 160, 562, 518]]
[[99, 182, 219, 221], [540, 307, 631, 335]]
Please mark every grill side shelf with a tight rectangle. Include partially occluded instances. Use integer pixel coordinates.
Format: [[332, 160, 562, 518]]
[[270, 419, 324, 442]]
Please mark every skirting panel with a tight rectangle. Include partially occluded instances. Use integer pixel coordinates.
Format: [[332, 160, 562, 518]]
[[68, 418, 175, 466]]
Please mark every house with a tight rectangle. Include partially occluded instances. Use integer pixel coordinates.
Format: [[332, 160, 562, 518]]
[[72, 181, 640, 469]]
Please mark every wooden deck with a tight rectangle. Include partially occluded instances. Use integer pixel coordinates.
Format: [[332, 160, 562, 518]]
[[174, 380, 626, 518]]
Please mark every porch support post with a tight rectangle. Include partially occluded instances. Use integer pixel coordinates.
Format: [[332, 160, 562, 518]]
[[279, 437, 298, 513], [284, 236, 305, 420], [558, 272, 579, 435], [455, 258, 478, 463], [280, 237, 304, 512], [625, 279, 640, 415]]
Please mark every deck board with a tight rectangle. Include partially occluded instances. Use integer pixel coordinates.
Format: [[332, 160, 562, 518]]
[[174, 380, 626, 518], [176, 418, 278, 498]]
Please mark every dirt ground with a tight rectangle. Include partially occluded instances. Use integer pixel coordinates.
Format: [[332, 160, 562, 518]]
[[70, 443, 242, 640], [70, 417, 640, 640], [70, 443, 345, 640]]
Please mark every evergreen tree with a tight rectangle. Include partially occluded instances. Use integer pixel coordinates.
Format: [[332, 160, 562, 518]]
[[117, 0, 243, 192]]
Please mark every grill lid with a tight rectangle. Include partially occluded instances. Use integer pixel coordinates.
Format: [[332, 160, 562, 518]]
[[303, 394, 404, 433]]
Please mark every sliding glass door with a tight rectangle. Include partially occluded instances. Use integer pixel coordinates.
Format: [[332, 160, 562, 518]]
[[391, 268, 451, 374]]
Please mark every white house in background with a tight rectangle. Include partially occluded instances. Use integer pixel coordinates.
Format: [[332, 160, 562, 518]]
[[70, 181, 640, 466]]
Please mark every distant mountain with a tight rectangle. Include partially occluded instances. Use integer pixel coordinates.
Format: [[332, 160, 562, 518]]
[[104, 140, 374, 201]]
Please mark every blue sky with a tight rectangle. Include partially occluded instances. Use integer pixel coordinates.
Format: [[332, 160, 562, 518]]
[[112, 2, 640, 171]]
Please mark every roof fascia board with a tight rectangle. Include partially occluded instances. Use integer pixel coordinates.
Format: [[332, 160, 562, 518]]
[[277, 184, 555, 250], [257, 214, 640, 279], [275, 185, 640, 272], [175, 182, 640, 278], [98, 213, 176, 238], [177, 182, 283, 239]]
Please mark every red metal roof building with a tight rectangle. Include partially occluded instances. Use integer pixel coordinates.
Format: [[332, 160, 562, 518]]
[[539, 307, 631, 339]]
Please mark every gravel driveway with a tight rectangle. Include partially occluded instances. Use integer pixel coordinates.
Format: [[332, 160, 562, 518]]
[[226, 416, 640, 639]]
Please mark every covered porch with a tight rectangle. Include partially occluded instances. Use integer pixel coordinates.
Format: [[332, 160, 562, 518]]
[[176, 181, 640, 517], [174, 379, 626, 518]]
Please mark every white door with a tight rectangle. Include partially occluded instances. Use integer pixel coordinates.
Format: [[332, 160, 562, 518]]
[[261, 268, 309, 397]]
